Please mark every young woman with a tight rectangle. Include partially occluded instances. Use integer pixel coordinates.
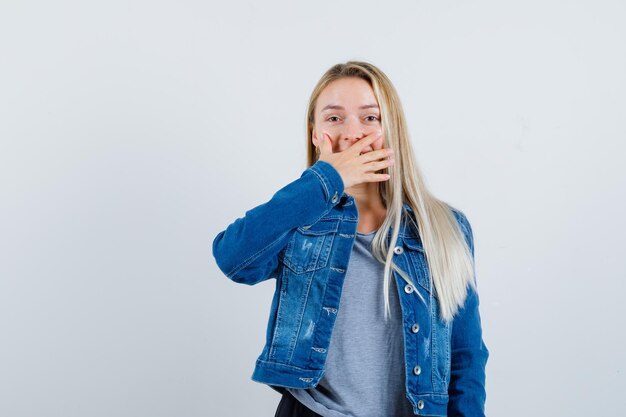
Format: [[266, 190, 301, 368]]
[[213, 61, 489, 417]]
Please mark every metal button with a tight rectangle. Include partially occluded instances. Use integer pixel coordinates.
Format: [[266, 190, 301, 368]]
[[331, 191, 339, 204], [413, 365, 421, 375], [417, 400, 424, 409], [404, 284, 414, 294], [393, 246, 403, 255], [411, 323, 420, 333]]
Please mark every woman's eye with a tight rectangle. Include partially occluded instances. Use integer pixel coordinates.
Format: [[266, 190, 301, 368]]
[[327, 115, 378, 122]]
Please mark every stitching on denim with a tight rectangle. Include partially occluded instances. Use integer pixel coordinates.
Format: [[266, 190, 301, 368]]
[[304, 212, 326, 233], [287, 272, 315, 363], [431, 289, 438, 389], [255, 358, 321, 372], [444, 321, 451, 382], [227, 229, 291, 278], [269, 275, 288, 360], [404, 252, 429, 305], [412, 393, 449, 398], [309, 166, 330, 202], [429, 291, 450, 389]]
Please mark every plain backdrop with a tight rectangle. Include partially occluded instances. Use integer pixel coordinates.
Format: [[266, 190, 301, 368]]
[[1, 1, 625, 416]]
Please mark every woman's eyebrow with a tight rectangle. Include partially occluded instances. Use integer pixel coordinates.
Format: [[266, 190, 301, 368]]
[[320, 104, 379, 112]]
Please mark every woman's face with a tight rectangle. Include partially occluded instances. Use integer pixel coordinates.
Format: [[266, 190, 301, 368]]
[[312, 77, 384, 155]]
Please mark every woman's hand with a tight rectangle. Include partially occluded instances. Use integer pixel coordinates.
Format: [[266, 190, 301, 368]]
[[317, 131, 395, 189]]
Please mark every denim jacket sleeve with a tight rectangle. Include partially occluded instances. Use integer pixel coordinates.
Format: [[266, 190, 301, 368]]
[[448, 210, 490, 417], [212, 160, 345, 286]]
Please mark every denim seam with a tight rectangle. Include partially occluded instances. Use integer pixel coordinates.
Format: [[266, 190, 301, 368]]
[[287, 272, 314, 363], [308, 166, 331, 203], [431, 296, 438, 390], [255, 357, 323, 372], [269, 274, 288, 360], [413, 393, 449, 398], [444, 321, 451, 382]]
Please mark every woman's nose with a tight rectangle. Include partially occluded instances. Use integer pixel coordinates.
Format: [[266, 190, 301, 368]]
[[342, 118, 364, 143]]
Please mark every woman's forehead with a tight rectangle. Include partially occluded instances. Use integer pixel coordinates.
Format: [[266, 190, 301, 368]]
[[317, 78, 378, 111]]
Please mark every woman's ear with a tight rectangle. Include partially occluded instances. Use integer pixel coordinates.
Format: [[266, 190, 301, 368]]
[[312, 130, 319, 147]]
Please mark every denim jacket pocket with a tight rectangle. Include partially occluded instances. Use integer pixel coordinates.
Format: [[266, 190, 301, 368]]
[[281, 218, 340, 274], [402, 236, 433, 295]]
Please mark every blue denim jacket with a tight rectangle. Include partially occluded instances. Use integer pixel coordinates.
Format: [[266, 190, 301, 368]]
[[212, 160, 489, 417]]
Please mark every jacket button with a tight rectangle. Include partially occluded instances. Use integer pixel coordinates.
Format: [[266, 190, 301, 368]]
[[417, 400, 424, 409], [413, 365, 421, 375], [411, 323, 420, 333], [393, 246, 403, 255], [331, 191, 339, 204], [404, 284, 414, 294]]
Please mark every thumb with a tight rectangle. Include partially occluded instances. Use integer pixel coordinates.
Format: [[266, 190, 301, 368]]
[[319, 133, 332, 156]]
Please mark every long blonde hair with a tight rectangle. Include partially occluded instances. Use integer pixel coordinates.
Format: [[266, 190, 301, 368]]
[[305, 61, 476, 323]]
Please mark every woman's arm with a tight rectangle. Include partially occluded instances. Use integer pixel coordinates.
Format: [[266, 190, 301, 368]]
[[448, 210, 490, 417], [212, 160, 344, 286]]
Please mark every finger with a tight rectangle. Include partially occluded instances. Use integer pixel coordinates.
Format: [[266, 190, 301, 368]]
[[319, 132, 332, 156], [366, 172, 391, 182], [369, 157, 395, 172], [351, 130, 383, 155], [361, 154, 394, 174], [360, 147, 393, 162]]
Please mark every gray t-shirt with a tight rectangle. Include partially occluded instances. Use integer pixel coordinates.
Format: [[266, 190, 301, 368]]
[[287, 230, 416, 417]]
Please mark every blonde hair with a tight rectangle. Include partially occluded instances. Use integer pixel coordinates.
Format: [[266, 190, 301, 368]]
[[305, 61, 476, 323]]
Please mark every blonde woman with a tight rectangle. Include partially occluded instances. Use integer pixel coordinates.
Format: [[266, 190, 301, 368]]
[[212, 61, 489, 417]]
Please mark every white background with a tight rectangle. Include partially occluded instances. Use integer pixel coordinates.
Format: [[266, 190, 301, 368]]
[[1, 1, 624, 416]]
